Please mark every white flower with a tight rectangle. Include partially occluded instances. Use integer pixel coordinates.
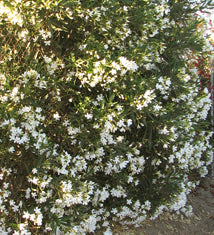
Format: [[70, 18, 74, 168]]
[[119, 56, 139, 72], [53, 112, 60, 120], [127, 199, 132, 205], [117, 105, 123, 111], [119, 160, 129, 169], [44, 40, 51, 46], [3, 182, 9, 189], [127, 176, 133, 183], [8, 146, 15, 153], [117, 136, 124, 142], [144, 200, 151, 210], [85, 113, 93, 119], [154, 104, 162, 111], [25, 188, 31, 199], [103, 227, 112, 235], [19, 223, 27, 231], [110, 69, 117, 75], [199, 166, 208, 177], [32, 168, 38, 174], [100, 130, 116, 145], [81, 215, 96, 233], [169, 155, 175, 163], [204, 87, 209, 93], [127, 119, 132, 127], [159, 126, 169, 135], [35, 214, 43, 226], [35, 107, 42, 113], [117, 119, 125, 128], [111, 187, 126, 198], [111, 61, 121, 70], [23, 211, 30, 220], [100, 188, 110, 202], [97, 94, 104, 101], [104, 44, 109, 49], [44, 55, 52, 63]]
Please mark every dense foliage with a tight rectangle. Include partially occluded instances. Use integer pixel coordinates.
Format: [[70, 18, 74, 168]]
[[0, 0, 213, 234]]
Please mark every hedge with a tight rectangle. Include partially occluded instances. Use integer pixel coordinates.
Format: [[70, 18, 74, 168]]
[[0, 0, 213, 234]]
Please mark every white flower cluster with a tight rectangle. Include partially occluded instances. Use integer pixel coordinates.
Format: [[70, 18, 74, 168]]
[[0, 2, 23, 26], [119, 56, 139, 73], [156, 76, 171, 99], [0, 0, 213, 234], [44, 55, 58, 75]]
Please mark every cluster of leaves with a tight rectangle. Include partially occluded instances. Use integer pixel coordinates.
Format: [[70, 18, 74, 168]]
[[0, 0, 214, 234]]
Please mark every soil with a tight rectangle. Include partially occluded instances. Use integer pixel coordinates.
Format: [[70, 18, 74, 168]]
[[114, 176, 214, 235]]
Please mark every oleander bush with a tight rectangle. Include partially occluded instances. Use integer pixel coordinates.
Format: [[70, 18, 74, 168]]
[[0, 0, 214, 234]]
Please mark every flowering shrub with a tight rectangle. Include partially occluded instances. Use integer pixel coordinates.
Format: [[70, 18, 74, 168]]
[[0, 0, 214, 234]]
